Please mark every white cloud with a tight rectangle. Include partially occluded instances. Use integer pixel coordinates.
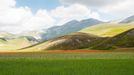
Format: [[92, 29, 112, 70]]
[[0, 7, 32, 25], [0, 0, 100, 33], [60, 0, 134, 20], [0, 0, 134, 33], [22, 9, 55, 31], [60, 0, 124, 7], [51, 4, 100, 25], [0, 0, 16, 9], [101, 0, 134, 17], [0, 0, 55, 33]]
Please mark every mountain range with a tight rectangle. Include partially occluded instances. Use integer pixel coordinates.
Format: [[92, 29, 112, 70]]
[[0, 15, 134, 51], [40, 18, 103, 40]]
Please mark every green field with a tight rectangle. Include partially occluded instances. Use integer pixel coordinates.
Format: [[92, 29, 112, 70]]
[[0, 52, 134, 75]]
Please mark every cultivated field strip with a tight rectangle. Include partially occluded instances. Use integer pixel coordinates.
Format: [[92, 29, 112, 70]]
[[0, 52, 134, 59]]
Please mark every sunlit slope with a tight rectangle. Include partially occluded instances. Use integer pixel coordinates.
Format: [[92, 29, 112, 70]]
[[20, 32, 99, 51], [80, 23, 134, 37], [19, 41, 49, 52], [19, 23, 134, 51], [0, 32, 14, 38], [91, 28, 134, 50], [0, 37, 33, 50]]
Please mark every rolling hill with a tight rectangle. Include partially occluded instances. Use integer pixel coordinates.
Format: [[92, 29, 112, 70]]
[[0, 36, 38, 50], [80, 23, 134, 37], [91, 28, 134, 50], [0, 38, 30, 50], [21, 32, 100, 51], [40, 18, 103, 40], [1, 18, 134, 51], [41, 32, 99, 50], [20, 23, 134, 51]]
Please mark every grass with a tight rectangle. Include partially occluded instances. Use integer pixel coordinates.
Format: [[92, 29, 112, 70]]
[[0, 52, 134, 75], [0, 59, 134, 75], [0, 37, 32, 50], [90, 28, 134, 50], [80, 23, 134, 37]]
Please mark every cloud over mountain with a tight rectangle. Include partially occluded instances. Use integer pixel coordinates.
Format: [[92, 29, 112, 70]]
[[60, 0, 123, 7], [0, 0, 99, 33], [51, 4, 100, 25], [0, 0, 133, 33], [60, 0, 134, 20]]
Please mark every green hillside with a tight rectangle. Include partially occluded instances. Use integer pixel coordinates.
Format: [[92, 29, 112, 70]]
[[21, 23, 134, 51], [0, 32, 14, 38], [0, 37, 34, 50], [91, 28, 134, 50], [80, 23, 134, 37], [20, 32, 100, 51]]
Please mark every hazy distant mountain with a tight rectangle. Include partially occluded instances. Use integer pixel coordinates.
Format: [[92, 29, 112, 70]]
[[0, 32, 14, 38], [41, 18, 103, 40], [0, 36, 38, 50], [120, 15, 134, 23], [19, 31, 44, 41], [0, 31, 39, 50]]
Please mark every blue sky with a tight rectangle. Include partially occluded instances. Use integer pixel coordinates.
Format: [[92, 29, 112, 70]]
[[15, 0, 134, 21], [16, 0, 61, 12]]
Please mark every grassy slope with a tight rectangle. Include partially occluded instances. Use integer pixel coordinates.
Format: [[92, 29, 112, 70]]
[[80, 23, 134, 37], [20, 41, 49, 52], [20, 32, 99, 51], [0, 32, 13, 38], [0, 37, 32, 50], [0, 39, 6, 44], [91, 28, 134, 50], [21, 23, 134, 51]]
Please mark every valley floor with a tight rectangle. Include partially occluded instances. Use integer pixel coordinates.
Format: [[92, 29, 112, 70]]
[[0, 49, 134, 75]]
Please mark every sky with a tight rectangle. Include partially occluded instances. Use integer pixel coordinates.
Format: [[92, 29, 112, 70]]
[[0, 0, 134, 33], [16, 0, 60, 12]]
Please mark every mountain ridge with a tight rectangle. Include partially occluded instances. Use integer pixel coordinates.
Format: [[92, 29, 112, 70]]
[[120, 15, 134, 23], [40, 18, 103, 40], [91, 28, 134, 50]]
